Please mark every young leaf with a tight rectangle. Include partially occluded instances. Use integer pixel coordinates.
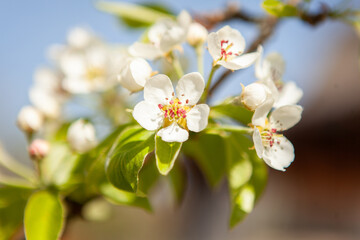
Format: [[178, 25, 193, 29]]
[[155, 135, 182, 175], [0, 186, 32, 240], [100, 184, 152, 211], [211, 103, 252, 126], [96, 1, 174, 28], [262, 0, 298, 17], [137, 152, 160, 196], [106, 126, 155, 194], [24, 191, 65, 240]]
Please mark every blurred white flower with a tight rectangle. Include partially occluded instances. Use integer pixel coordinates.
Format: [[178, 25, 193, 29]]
[[17, 106, 44, 133], [207, 25, 260, 70], [57, 27, 122, 94], [29, 67, 66, 118], [129, 11, 191, 60], [255, 46, 303, 108], [133, 73, 209, 142], [117, 57, 155, 93], [252, 104, 303, 171], [187, 22, 208, 47], [28, 139, 50, 160], [67, 119, 97, 153]]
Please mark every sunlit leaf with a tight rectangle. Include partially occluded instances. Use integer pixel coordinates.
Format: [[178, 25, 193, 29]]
[[155, 135, 182, 175], [211, 103, 252, 126], [96, 1, 174, 28], [24, 190, 65, 240], [262, 0, 298, 17]]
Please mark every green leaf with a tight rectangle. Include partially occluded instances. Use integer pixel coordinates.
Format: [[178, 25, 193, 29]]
[[138, 152, 160, 195], [106, 126, 155, 195], [0, 186, 32, 240], [24, 191, 65, 240], [211, 103, 252, 126], [262, 0, 298, 17], [226, 132, 268, 228], [96, 1, 174, 28], [183, 133, 226, 187], [155, 135, 182, 175], [168, 160, 187, 204], [100, 184, 152, 211]]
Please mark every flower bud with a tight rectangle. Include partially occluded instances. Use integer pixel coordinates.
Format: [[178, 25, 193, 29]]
[[28, 139, 50, 160], [241, 83, 269, 111], [187, 22, 208, 47], [118, 57, 153, 93], [17, 106, 44, 133], [67, 27, 95, 49], [67, 119, 97, 153]]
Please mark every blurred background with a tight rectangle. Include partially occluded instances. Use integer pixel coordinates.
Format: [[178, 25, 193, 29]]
[[1, 0, 360, 239]]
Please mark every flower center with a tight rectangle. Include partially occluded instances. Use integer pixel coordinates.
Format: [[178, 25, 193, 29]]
[[257, 125, 282, 148], [219, 40, 241, 61], [86, 66, 105, 81], [158, 97, 192, 129]]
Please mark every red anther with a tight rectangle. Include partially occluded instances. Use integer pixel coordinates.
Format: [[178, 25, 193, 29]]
[[169, 100, 174, 104], [228, 52, 233, 55], [271, 128, 276, 133], [165, 98, 168, 100], [181, 94, 185, 96], [178, 101, 182, 104], [186, 99, 189, 104], [172, 92, 175, 96], [158, 104, 163, 109], [221, 40, 228, 47]]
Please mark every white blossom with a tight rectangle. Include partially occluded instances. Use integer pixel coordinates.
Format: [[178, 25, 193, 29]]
[[67, 119, 97, 153], [187, 22, 208, 47], [117, 57, 155, 93], [133, 73, 210, 142], [57, 28, 122, 94], [129, 11, 191, 60], [252, 104, 303, 171], [29, 67, 66, 118], [207, 25, 260, 70], [17, 106, 44, 133]]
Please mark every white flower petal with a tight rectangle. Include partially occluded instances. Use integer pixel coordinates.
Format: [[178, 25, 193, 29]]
[[217, 25, 245, 54], [207, 32, 221, 61], [177, 10, 192, 30], [67, 119, 97, 153], [274, 82, 303, 108], [262, 136, 294, 171], [220, 51, 259, 70], [255, 45, 266, 79], [29, 87, 61, 118], [252, 98, 274, 127], [157, 123, 189, 142], [60, 50, 87, 76], [159, 26, 185, 53], [176, 72, 204, 105], [133, 101, 163, 131], [270, 105, 303, 131], [252, 128, 264, 158], [62, 76, 92, 94], [130, 58, 152, 88], [144, 74, 174, 105], [129, 42, 163, 60], [186, 104, 210, 132]]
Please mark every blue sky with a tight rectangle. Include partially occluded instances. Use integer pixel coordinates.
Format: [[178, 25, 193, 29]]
[[0, 0, 357, 161]]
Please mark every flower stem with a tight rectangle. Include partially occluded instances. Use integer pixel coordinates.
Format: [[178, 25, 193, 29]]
[[172, 53, 184, 79], [195, 45, 204, 76], [207, 125, 253, 134], [201, 65, 219, 103]]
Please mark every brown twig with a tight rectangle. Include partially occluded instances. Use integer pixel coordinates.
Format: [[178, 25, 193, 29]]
[[198, 2, 333, 98]]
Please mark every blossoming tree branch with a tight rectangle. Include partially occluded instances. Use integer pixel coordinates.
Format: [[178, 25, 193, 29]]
[[1, 1, 359, 239]]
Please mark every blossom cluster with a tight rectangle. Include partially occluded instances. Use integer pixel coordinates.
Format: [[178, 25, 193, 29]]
[[17, 10, 303, 172]]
